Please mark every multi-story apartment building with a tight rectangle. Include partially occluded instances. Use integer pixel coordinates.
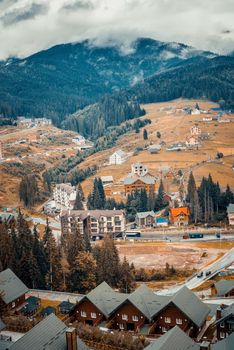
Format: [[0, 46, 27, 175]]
[[53, 183, 77, 209], [60, 209, 125, 239], [131, 162, 148, 177], [124, 175, 156, 194]]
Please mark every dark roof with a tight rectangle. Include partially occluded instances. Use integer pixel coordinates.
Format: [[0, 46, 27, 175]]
[[215, 280, 234, 296], [0, 319, 5, 331], [25, 296, 40, 305], [170, 286, 210, 327], [0, 269, 28, 305], [42, 306, 56, 316], [0, 339, 13, 350], [58, 301, 75, 310], [21, 302, 38, 314], [9, 314, 90, 350], [212, 332, 234, 350], [84, 281, 128, 318], [128, 284, 170, 321], [145, 326, 199, 350]]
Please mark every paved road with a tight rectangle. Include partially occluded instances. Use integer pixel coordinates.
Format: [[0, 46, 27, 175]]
[[156, 247, 234, 295]]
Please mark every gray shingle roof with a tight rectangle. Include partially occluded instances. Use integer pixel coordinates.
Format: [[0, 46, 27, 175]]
[[0, 269, 28, 305], [9, 314, 90, 350], [145, 326, 199, 350], [212, 332, 234, 350], [136, 211, 155, 219], [124, 175, 155, 185], [215, 280, 234, 296], [171, 286, 210, 328], [128, 284, 169, 321], [85, 282, 128, 318], [0, 319, 5, 331], [0, 339, 13, 350]]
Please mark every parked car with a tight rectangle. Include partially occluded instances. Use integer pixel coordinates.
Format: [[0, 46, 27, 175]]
[[205, 270, 211, 276], [197, 271, 203, 278]]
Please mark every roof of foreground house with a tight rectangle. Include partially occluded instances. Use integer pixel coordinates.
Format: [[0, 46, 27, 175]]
[[8, 314, 90, 350], [0, 268, 28, 305], [145, 326, 199, 350], [212, 332, 234, 350]]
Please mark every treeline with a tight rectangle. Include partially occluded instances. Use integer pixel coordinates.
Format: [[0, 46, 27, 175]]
[[187, 172, 234, 223], [0, 213, 136, 294], [130, 56, 234, 110], [62, 94, 145, 139]]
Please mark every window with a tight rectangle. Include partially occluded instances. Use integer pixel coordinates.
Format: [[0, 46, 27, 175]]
[[132, 315, 139, 322], [81, 311, 87, 317], [162, 327, 167, 333], [122, 314, 128, 321], [176, 318, 182, 325], [119, 323, 124, 330], [164, 317, 171, 323], [220, 332, 225, 339], [220, 322, 224, 328], [12, 302, 15, 308], [91, 312, 96, 319]]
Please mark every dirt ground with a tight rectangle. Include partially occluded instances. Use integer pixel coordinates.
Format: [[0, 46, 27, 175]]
[[117, 240, 234, 270]]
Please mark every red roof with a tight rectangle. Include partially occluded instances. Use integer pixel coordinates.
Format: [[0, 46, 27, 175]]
[[170, 207, 190, 218]]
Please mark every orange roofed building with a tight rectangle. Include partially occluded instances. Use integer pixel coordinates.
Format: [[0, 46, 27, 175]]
[[169, 207, 190, 226]]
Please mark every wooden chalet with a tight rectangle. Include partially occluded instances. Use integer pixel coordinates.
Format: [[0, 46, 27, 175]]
[[0, 268, 28, 312], [169, 207, 190, 226], [215, 304, 234, 340], [124, 175, 156, 195]]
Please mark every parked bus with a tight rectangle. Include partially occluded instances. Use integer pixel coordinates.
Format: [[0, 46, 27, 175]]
[[124, 230, 141, 239]]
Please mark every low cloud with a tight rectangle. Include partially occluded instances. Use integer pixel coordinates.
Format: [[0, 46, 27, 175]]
[[0, 0, 233, 60]]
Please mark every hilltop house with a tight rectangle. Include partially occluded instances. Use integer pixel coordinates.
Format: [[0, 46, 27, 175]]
[[148, 144, 161, 154], [131, 162, 149, 176], [227, 204, 234, 225], [70, 282, 209, 338], [53, 183, 77, 209], [186, 136, 200, 148], [109, 150, 127, 165], [0, 268, 28, 312], [169, 207, 190, 226], [124, 175, 156, 194], [60, 209, 125, 239], [166, 143, 187, 151], [190, 125, 201, 136], [136, 211, 155, 228], [191, 108, 201, 115]]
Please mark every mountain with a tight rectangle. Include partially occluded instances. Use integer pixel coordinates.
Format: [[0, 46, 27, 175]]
[[128, 55, 234, 110], [0, 38, 215, 124]]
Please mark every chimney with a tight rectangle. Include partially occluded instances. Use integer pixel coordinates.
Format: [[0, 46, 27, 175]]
[[216, 307, 222, 320], [199, 341, 211, 350], [66, 327, 77, 350]]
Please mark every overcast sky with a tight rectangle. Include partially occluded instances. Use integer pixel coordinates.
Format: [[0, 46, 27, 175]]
[[0, 0, 233, 60]]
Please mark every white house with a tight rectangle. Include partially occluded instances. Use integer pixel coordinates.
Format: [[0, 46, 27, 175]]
[[203, 116, 213, 122], [109, 150, 127, 165], [190, 125, 201, 136], [72, 135, 86, 145], [191, 108, 201, 115], [148, 144, 161, 154], [227, 204, 234, 226], [186, 136, 200, 148], [131, 162, 148, 177], [53, 183, 77, 209], [101, 176, 114, 186]]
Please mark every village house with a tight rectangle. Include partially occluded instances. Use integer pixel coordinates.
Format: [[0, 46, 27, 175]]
[[60, 209, 125, 239], [109, 150, 127, 165], [227, 203, 234, 225], [124, 175, 156, 194], [0, 268, 28, 312], [0, 313, 90, 350], [72, 135, 86, 145], [131, 162, 149, 176], [212, 332, 234, 350], [199, 132, 210, 140], [169, 207, 190, 226], [202, 116, 213, 122], [155, 217, 169, 227], [212, 280, 234, 297], [136, 211, 155, 228], [166, 143, 187, 151], [215, 304, 234, 340], [190, 125, 201, 136], [53, 183, 77, 209], [186, 135, 200, 148], [191, 108, 201, 115], [100, 176, 114, 186], [69, 283, 209, 338], [148, 144, 161, 154]]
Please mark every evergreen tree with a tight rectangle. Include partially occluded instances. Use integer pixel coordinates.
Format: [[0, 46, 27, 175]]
[[97, 235, 120, 287], [70, 252, 97, 293], [77, 183, 85, 201], [19, 175, 39, 208], [73, 190, 84, 210], [83, 227, 92, 252], [154, 180, 166, 211], [32, 225, 48, 288], [97, 178, 106, 208], [0, 222, 13, 270], [147, 186, 155, 211], [67, 226, 84, 267], [118, 256, 136, 293], [143, 129, 148, 140], [187, 172, 197, 222], [139, 189, 148, 212]]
